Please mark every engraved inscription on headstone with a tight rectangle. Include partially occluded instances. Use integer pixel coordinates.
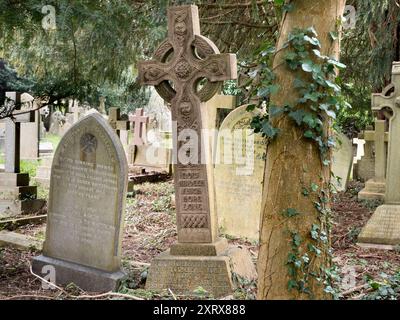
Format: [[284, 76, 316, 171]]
[[32, 113, 128, 291], [214, 105, 266, 240]]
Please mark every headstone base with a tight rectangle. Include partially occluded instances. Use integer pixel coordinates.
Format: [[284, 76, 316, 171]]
[[32, 255, 126, 292], [145, 239, 256, 298], [0, 199, 46, 218], [358, 204, 400, 245], [358, 179, 385, 201], [0, 172, 45, 218]]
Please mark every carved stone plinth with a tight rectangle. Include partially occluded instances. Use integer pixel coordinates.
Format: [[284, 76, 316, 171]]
[[145, 238, 256, 298], [358, 179, 386, 201], [358, 204, 400, 246], [0, 173, 45, 218]]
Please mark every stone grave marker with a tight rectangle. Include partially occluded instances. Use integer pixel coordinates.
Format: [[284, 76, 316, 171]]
[[331, 132, 353, 192], [138, 4, 256, 297], [214, 105, 266, 240], [108, 107, 130, 138], [354, 127, 375, 182], [20, 93, 40, 160], [0, 92, 45, 218], [358, 62, 400, 247], [358, 119, 388, 200], [32, 112, 128, 291], [34, 156, 53, 188]]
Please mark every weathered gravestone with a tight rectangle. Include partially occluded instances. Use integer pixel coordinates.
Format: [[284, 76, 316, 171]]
[[34, 156, 53, 188], [138, 5, 256, 297], [331, 132, 353, 192], [128, 108, 172, 174], [354, 126, 375, 182], [0, 92, 45, 218], [358, 119, 388, 200], [358, 62, 400, 247], [20, 93, 40, 160], [32, 113, 128, 291], [214, 105, 266, 241]]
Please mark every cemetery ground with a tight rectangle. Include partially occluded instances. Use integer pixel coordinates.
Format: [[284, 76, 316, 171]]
[[0, 178, 399, 300]]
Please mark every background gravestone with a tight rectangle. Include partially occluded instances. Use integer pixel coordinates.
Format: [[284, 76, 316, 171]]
[[214, 105, 267, 240], [20, 93, 40, 160], [331, 132, 354, 192], [32, 113, 128, 291]]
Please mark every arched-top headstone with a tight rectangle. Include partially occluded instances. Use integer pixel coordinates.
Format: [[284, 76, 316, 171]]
[[33, 113, 128, 292], [214, 105, 267, 240]]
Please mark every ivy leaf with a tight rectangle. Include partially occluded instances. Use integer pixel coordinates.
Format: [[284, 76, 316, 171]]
[[307, 27, 318, 37], [293, 78, 306, 88], [261, 121, 279, 139], [303, 113, 316, 128], [304, 92, 320, 102], [269, 105, 284, 117], [304, 35, 321, 47], [329, 31, 338, 41], [274, 0, 284, 5], [311, 183, 319, 192], [246, 104, 256, 112], [289, 110, 307, 125], [312, 49, 325, 59], [325, 80, 341, 92], [326, 109, 336, 119], [284, 208, 300, 217], [304, 130, 314, 139], [288, 280, 298, 291], [293, 234, 302, 247], [301, 61, 313, 73], [284, 51, 297, 61], [327, 59, 346, 69]]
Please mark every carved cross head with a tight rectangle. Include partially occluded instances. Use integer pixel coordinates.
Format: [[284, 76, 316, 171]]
[[138, 5, 237, 106]]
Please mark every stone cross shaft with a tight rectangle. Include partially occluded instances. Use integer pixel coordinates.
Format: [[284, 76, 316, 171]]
[[108, 107, 130, 137], [129, 108, 148, 146], [362, 120, 388, 182], [0, 92, 35, 173], [138, 5, 237, 243], [372, 61, 400, 203]]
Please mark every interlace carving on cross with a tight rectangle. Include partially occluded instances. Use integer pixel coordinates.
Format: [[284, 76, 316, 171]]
[[138, 5, 237, 243]]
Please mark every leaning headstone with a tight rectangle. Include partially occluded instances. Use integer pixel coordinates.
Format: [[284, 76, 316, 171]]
[[331, 132, 353, 192], [32, 113, 128, 291], [138, 5, 256, 297], [358, 119, 388, 200], [214, 105, 266, 240], [358, 62, 400, 247]]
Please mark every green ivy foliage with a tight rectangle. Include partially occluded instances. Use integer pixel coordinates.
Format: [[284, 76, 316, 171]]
[[247, 27, 350, 162]]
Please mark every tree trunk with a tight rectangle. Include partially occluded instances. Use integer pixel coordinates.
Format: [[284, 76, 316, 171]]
[[257, 0, 346, 300]]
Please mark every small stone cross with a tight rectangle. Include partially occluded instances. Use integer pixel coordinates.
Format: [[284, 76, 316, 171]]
[[108, 107, 130, 137], [129, 108, 148, 146]]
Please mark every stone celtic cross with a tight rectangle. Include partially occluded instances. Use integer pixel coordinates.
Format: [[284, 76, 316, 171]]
[[138, 5, 237, 243], [129, 108, 148, 146], [372, 61, 400, 203]]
